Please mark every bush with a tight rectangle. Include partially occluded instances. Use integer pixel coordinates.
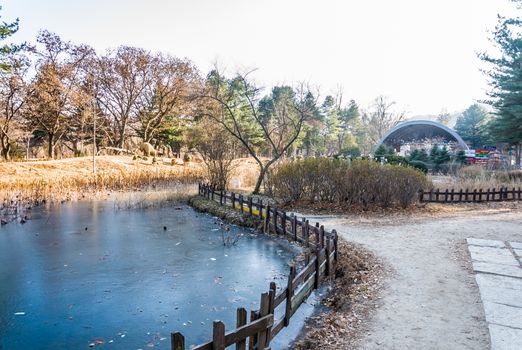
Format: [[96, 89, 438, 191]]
[[408, 160, 428, 173], [266, 158, 430, 209]]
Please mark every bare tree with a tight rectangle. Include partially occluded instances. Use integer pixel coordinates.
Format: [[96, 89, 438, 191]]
[[198, 69, 314, 194], [26, 31, 93, 158], [134, 54, 200, 144], [188, 117, 236, 190], [95, 46, 152, 148], [437, 108, 451, 126], [362, 95, 405, 148], [0, 55, 29, 160]]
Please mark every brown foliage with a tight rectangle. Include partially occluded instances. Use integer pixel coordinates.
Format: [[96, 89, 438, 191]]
[[267, 158, 430, 209]]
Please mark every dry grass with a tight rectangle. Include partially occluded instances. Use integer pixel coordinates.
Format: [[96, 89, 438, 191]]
[[430, 165, 522, 191], [0, 155, 205, 206], [229, 158, 261, 191]]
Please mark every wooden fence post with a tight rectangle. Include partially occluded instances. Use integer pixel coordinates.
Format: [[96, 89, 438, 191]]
[[249, 311, 259, 349], [292, 215, 298, 241], [212, 321, 225, 350], [314, 224, 320, 247], [248, 197, 253, 215], [305, 220, 310, 248], [418, 189, 424, 203], [320, 225, 325, 248], [198, 183, 201, 196], [264, 205, 271, 233], [435, 189, 440, 202], [332, 229, 338, 262], [314, 247, 320, 289], [232, 193, 236, 209], [171, 332, 185, 350], [273, 209, 278, 235], [258, 293, 270, 350], [257, 199, 262, 218], [266, 284, 276, 346], [239, 194, 244, 213], [284, 265, 296, 326], [282, 212, 287, 236], [325, 237, 331, 277], [236, 308, 247, 350], [301, 217, 306, 242]]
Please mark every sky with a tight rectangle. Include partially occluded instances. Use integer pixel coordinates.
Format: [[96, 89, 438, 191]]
[[2, 0, 519, 116]]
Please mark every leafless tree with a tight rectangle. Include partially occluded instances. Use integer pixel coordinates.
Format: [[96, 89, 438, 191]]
[[188, 117, 236, 190], [26, 31, 93, 158], [362, 95, 405, 147], [94, 46, 153, 148], [198, 69, 314, 194], [0, 55, 29, 160], [134, 54, 200, 144]]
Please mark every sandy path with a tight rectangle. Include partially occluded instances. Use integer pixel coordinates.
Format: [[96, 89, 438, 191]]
[[303, 210, 522, 350]]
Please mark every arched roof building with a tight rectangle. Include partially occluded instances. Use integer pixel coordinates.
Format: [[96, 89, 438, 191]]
[[374, 120, 469, 152]]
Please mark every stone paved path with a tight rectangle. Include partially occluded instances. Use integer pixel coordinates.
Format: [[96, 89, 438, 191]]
[[467, 238, 522, 350]]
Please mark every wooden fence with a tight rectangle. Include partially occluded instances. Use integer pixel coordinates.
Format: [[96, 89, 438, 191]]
[[170, 184, 339, 350], [419, 187, 522, 203]]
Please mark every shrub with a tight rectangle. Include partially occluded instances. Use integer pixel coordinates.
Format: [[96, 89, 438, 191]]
[[267, 158, 430, 209], [408, 160, 428, 173]]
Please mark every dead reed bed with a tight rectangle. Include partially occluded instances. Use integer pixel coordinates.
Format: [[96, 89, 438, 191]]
[[430, 165, 522, 191], [0, 156, 205, 221]]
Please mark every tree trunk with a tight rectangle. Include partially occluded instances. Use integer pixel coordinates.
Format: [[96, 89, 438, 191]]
[[48, 133, 55, 159], [253, 164, 267, 195], [0, 135, 11, 161]]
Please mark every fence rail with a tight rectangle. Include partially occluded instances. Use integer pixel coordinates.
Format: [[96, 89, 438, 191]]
[[419, 187, 522, 203], [171, 184, 339, 350]]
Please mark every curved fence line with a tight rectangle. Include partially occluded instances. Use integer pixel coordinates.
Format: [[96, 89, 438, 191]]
[[171, 184, 339, 350]]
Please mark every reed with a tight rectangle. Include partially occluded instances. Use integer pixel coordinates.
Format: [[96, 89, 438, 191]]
[[0, 164, 205, 208]]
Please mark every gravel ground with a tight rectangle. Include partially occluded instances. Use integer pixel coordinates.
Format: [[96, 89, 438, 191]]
[[301, 206, 522, 350]]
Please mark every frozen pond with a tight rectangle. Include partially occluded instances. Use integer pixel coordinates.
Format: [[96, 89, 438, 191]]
[[0, 200, 300, 349]]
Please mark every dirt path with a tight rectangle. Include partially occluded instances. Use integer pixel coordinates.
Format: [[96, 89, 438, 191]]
[[303, 209, 522, 350]]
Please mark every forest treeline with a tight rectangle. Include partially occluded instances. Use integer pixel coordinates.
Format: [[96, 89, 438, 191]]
[[0, 28, 409, 162], [1, 2, 522, 193]]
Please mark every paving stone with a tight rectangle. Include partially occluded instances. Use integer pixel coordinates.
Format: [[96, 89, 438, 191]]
[[466, 238, 505, 248], [472, 261, 522, 278], [468, 246, 519, 266], [478, 284, 522, 308], [468, 238, 522, 350], [489, 324, 522, 350], [475, 274, 522, 291], [483, 301, 522, 329], [509, 241, 522, 250]]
